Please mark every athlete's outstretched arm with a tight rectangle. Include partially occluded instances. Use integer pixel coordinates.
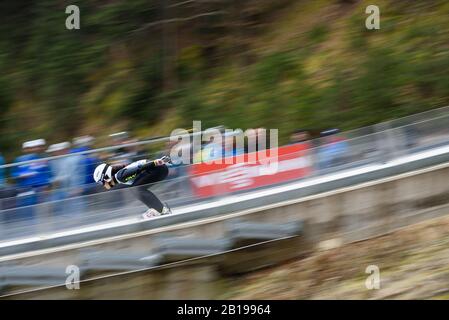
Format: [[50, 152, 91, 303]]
[[115, 158, 169, 183]]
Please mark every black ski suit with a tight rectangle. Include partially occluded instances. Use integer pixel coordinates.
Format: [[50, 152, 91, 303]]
[[111, 160, 168, 212]]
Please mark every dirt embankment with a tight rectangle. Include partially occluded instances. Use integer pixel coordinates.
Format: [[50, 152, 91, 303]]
[[224, 214, 449, 299]]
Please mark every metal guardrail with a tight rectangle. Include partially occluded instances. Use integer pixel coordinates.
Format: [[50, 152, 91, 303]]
[[0, 126, 227, 169], [0, 107, 448, 253], [1, 141, 449, 257], [0, 108, 448, 297], [1, 146, 449, 297], [0, 219, 304, 295]]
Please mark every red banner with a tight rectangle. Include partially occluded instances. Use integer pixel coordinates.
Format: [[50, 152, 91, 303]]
[[189, 143, 312, 197]]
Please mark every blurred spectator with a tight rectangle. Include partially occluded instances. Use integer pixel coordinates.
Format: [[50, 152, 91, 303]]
[[289, 129, 311, 145], [224, 132, 245, 159], [193, 141, 205, 164], [109, 132, 146, 164], [245, 128, 267, 153], [125, 138, 147, 162], [288, 129, 312, 164], [108, 132, 130, 164], [47, 142, 84, 217], [256, 128, 267, 151], [245, 130, 256, 154], [72, 135, 101, 195], [109, 131, 129, 144], [194, 136, 223, 163], [12, 139, 51, 191], [11, 139, 52, 221], [0, 183, 17, 211], [318, 129, 350, 170], [0, 152, 17, 214]]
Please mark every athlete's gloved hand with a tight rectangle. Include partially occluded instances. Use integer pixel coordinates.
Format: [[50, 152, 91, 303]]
[[153, 156, 172, 166], [160, 155, 172, 164]]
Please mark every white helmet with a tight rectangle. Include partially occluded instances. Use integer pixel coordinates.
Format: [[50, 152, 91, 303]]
[[93, 163, 113, 185]]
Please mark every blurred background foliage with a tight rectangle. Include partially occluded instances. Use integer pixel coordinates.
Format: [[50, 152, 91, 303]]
[[0, 0, 448, 158]]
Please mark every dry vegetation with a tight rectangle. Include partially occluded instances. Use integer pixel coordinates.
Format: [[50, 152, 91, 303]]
[[224, 213, 449, 299]]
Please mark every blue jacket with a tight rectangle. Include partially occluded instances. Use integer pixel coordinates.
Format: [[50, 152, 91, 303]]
[[71, 147, 99, 185], [11, 154, 52, 189], [318, 139, 349, 169], [49, 153, 83, 190]]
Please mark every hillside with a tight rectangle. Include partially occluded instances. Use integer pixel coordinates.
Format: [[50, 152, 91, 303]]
[[223, 213, 449, 300], [0, 0, 448, 158]]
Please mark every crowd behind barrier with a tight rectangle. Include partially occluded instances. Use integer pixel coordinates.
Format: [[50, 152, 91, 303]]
[[0, 108, 449, 241]]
